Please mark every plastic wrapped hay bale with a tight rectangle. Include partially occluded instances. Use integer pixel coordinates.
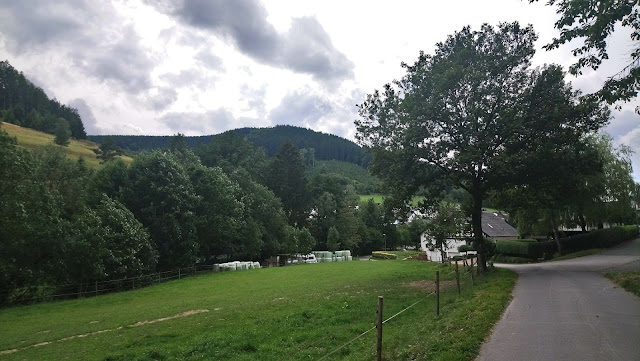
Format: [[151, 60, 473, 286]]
[[253, 262, 261, 269], [228, 263, 237, 271], [347, 256, 353, 261], [343, 250, 351, 257]]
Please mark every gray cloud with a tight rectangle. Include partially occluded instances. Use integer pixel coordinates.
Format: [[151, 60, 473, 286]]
[[149, 0, 354, 84], [162, 108, 239, 134], [78, 26, 155, 94], [606, 110, 640, 139], [68, 98, 101, 135], [0, 0, 94, 53], [145, 87, 179, 111], [195, 49, 224, 69], [159, 69, 217, 90], [269, 90, 332, 127], [0, 1, 156, 95]]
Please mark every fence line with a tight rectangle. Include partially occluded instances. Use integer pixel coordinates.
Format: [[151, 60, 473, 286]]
[[0, 264, 228, 306], [317, 263, 480, 360]]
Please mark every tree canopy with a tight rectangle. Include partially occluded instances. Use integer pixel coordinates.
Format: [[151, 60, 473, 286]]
[[532, 0, 640, 106], [356, 22, 609, 272]]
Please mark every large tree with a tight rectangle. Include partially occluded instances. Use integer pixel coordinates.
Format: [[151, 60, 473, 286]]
[[356, 23, 608, 273], [267, 140, 310, 227]]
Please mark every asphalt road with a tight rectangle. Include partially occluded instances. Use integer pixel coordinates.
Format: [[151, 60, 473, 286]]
[[476, 238, 640, 361]]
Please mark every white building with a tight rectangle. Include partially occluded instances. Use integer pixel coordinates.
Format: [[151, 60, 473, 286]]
[[420, 211, 517, 262]]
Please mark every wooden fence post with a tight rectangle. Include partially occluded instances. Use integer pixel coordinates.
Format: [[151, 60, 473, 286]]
[[455, 262, 461, 296], [436, 271, 440, 316], [377, 296, 383, 361]]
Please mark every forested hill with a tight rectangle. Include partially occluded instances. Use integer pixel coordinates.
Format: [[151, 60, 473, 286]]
[[0, 61, 86, 139], [89, 125, 370, 166]]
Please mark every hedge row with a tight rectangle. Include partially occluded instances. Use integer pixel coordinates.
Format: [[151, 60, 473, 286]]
[[495, 226, 639, 259], [371, 251, 398, 260], [561, 225, 638, 252]]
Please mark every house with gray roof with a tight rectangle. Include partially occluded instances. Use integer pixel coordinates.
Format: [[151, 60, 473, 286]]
[[481, 211, 518, 240], [421, 211, 518, 261]]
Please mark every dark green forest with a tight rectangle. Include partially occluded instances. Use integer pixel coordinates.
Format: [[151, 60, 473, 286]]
[[89, 125, 369, 167], [0, 125, 413, 306], [0, 61, 86, 139]]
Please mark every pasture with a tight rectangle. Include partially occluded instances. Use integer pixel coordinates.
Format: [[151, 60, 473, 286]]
[[0, 261, 515, 360], [0, 122, 132, 168]]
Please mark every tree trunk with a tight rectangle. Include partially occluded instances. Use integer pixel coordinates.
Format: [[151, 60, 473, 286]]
[[471, 182, 487, 274], [578, 214, 587, 233], [550, 212, 563, 254]]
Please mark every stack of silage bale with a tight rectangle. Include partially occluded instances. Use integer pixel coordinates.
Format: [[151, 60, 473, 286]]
[[311, 250, 353, 262], [218, 261, 261, 272]]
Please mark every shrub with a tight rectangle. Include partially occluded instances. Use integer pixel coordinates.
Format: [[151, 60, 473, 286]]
[[458, 244, 473, 253], [528, 241, 557, 259], [495, 240, 529, 257], [559, 225, 638, 253], [371, 251, 398, 260]]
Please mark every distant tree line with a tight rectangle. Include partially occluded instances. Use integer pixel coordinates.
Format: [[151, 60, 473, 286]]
[[89, 125, 370, 167], [0, 61, 86, 139], [0, 127, 405, 305]]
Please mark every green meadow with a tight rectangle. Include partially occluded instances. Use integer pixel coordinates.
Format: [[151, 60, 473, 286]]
[[1, 122, 132, 168], [0, 261, 515, 360]]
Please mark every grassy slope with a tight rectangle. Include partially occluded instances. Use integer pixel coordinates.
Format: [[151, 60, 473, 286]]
[[606, 270, 640, 297], [1, 122, 132, 168], [0, 261, 516, 361]]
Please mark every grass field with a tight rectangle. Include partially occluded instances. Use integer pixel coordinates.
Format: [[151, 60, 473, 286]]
[[1, 122, 132, 168], [606, 270, 640, 297], [0, 261, 516, 360]]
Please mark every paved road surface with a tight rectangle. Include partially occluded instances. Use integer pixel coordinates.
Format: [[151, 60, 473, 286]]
[[476, 238, 640, 361]]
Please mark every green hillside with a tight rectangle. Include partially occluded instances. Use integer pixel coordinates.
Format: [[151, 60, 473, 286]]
[[89, 125, 369, 166], [0, 121, 131, 168], [310, 159, 381, 194]]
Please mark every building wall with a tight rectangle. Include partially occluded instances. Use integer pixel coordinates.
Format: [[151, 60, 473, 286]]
[[420, 234, 475, 262]]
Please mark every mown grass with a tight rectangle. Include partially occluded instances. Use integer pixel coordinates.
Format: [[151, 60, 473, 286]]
[[1, 122, 132, 168], [0, 261, 516, 361], [606, 270, 640, 297], [384, 250, 423, 259]]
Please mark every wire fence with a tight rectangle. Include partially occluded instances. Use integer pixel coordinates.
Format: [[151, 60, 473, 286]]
[[0, 263, 226, 307], [317, 259, 483, 360]]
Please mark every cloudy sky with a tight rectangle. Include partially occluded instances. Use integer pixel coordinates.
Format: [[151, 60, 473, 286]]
[[0, 0, 638, 175]]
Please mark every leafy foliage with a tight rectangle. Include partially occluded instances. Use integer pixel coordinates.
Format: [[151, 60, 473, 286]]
[[356, 22, 608, 272], [0, 61, 86, 139], [92, 137, 123, 163], [267, 140, 310, 227], [532, 0, 640, 105]]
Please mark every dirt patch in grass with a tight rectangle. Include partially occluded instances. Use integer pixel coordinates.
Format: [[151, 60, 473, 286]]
[[131, 309, 209, 327], [0, 309, 210, 355], [405, 280, 456, 292]]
